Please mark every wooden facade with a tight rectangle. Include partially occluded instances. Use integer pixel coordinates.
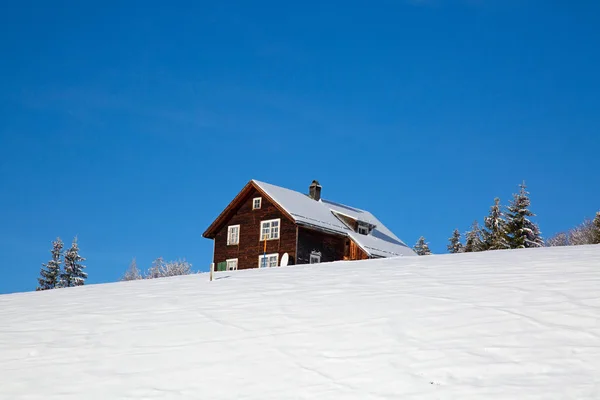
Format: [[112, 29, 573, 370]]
[[296, 227, 346, 264], [345, 240, 369, 261], [211, 187, 297, 270], [203, 180, 374, 271]]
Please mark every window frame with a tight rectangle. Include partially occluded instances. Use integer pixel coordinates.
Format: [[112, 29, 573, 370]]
[[310, 251, 321, 264], [259, 218, 280, 241], [258, 253, 279, 268], [252, 197, 262, 210], [227, 224, 240, 245], [226, 258, 238, 271], [357, 223, 369, 235]]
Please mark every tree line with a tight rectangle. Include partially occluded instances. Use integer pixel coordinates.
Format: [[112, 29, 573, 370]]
[[413, 182, 600, 255], [120, 257, 193, 281], [36, 236, 194, 291], [37, 237, 87, 290]]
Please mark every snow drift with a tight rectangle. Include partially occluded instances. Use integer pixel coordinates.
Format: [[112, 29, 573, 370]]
[[2, 245, 600, 399]]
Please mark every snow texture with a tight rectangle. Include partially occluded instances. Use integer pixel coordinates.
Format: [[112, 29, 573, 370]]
[[2, 245, 600, 399], [253, 179, 416, 257]]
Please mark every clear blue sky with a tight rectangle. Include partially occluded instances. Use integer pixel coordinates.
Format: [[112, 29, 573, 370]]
[[1, 1, 599, 294]]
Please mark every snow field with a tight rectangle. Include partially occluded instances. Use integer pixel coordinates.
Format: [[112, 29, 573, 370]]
[[1, 245, 600, 399]]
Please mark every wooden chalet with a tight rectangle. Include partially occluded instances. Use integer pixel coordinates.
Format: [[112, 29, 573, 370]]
[[202, 179, 416, 271]]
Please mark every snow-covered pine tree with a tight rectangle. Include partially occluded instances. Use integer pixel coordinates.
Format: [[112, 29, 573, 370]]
[[413, 236, 432, 256], [59, 237, 87, 287], [37, 237, 64, 291], [121, 258, 142, 281], [483, 197, 510, 250], [464, 221, 484, 252], [505, 182, 544, 248], [447, 229, 464, 253]]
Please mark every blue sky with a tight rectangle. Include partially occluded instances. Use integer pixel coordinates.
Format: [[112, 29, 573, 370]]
[[1, 1, 599, 294]]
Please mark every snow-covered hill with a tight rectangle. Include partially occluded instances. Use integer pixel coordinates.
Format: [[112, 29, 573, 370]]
[[2, 246, 600, 399]]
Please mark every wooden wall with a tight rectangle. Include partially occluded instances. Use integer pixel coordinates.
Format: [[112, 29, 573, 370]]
[[296, 226, 346, 265], [213, 187, 296, 270], [345, 240, 369, 261]]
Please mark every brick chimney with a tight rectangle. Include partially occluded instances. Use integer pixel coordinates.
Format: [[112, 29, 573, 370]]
[[309, 180, 322, 201]]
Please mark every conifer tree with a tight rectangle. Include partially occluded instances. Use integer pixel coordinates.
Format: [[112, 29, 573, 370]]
[[593, 211, 600, 244], [121, 258, 142, 281], [483, 197, 510, 250], [413, 236, 432, 256], [505, 182, 544, 248], [37, 237, 64, 291], [59, 237, 87, 287], [464, 221, 484, 253], [447, 229, 464, 254]]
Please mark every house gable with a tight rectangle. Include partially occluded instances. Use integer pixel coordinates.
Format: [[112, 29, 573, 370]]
[[208, 185, 297, 270], [203, 181, 295, 240]]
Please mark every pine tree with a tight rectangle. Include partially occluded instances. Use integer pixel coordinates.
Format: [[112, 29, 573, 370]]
[[447, 229, 463, 253], [413, 236, 432, 256], [37, 237, 64, 291], [505, 182, 544, 248], [121, 258, 142, 281], [464, 221, 484, 253], [60, 237, 87, 288], [483, 197, 510, 250], [593, 211, 600, 244]]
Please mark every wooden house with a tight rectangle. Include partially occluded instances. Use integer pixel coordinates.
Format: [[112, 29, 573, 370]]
[[202, 180, 416, 271]]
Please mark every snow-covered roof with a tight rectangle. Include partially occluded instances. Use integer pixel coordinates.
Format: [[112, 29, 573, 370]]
[[253, 180, 416, 257]]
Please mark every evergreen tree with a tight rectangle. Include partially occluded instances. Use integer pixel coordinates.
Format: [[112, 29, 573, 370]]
[[464, 221, 484, 253], [37, 237, 64, 291], [483, 197, 510, 250], [505, 182, 544, 248], [59, 237, 87, 287], [593, 212, 600, 244], [413, 236, 432, 256], [447, 229, 463, 254], [121, 258, 142, 281]]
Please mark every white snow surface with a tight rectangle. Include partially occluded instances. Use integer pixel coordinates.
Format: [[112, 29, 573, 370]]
[[2, 245, 600, 399], [252, 179, 417, 257]]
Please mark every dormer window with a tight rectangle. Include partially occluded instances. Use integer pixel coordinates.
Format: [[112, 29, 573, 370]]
[[357, 222, 370, 235], [253, 197, 262, 210]]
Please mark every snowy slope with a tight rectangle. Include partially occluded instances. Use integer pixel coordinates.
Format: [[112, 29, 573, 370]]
[[2, 245, 600, 399]]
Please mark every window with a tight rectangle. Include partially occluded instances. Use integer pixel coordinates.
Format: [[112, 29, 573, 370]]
[[226, 258, 238, 271], [310, 251, 321, 264], [253, 197, 262, 210], [260, 219, 280, 240], [227, 225, 240, 245], [357, 223, 369, 235], [258, 253, 279, 268]]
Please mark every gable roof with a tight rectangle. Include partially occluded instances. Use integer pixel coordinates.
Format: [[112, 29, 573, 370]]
[[251, 180, 416, 258]]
